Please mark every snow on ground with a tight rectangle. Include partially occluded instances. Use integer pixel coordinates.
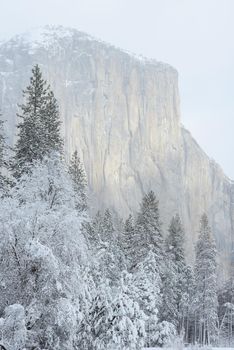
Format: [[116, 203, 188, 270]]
[[144, 348, 233, 350]]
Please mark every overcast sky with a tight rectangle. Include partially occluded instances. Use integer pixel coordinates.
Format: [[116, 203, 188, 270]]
[[0, 0, 234, 178]]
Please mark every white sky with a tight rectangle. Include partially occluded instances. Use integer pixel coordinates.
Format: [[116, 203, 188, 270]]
[[0, 0, 233, 178]]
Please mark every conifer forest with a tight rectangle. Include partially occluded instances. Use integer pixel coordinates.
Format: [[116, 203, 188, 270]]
[[0, 65, 233, 350]]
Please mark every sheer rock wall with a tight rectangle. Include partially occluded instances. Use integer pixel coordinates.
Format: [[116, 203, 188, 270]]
[[0, 26, 233, 279]]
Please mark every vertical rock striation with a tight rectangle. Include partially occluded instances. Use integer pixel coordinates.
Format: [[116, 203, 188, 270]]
[[0, 26, 233, 279]]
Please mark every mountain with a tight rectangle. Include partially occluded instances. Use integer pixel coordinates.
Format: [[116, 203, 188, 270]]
[[0, 25, 233, 279]]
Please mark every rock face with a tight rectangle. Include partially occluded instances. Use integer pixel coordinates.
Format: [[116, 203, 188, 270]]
[[0, 26, 233, 279]]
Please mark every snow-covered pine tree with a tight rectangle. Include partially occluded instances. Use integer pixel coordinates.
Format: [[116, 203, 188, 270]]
[[162, 214, 187, 332], [82, 220, 100, 256], [131, 191, 164, 272], [180, 264, 195, 344], [69, 150, 87, 212], [124, 262, 176, 348], [105, 278, 146, 350], [85, 211, 103, 248], [121, 214, 135, 267], [12, 65, 63, 177], [42, 90, 63, 153], [101, 208, 115, 242], [85, 273, 145, 350], [99, 212, 124, 284], [160, 255, 178, 327], [121, 191, 168, 345], [77, 278, 112, 350], [166, 214, 186, 268], [194, 213, 218, 345], [0, 118, 8, 194], [0, 119, 5, 168], [218, 278, 234, 346], [130, 252, 162, 347], [83, 210, 123, 285], [76, 267, 100, 349]]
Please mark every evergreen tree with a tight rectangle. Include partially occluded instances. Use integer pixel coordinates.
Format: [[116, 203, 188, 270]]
[[78, 275, 145, 350], [69, 150, 87, 212], [218, 278, 234, 346], [130, 252, 162, 347], [12, 64, 63, 177], [131, 191, 164, 272], [162, 214, 187, 332], [83, 210, 123, 285], [123, 191, 166, 345], [105, 279, 146, 350], [90, 211, 103, 246], [77, 278, 111, 350], [93, 210, 117, 283], [99, 210, 126, 284], [160, 256, 178, 326], [122, 214, 135, 268], [180, 265, 195, 344], [82, 211, 102, 253], [0, 118, 8, 194], [86, 209, 115, 246], [194, 214, 218, 345], [0, 119, 5, 168], [166, 214, 186, 268], [101, 209, 115, 242], [42, 90, 63, 153]]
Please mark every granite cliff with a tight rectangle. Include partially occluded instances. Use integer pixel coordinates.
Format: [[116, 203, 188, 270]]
[[0, 26, 233, 279]]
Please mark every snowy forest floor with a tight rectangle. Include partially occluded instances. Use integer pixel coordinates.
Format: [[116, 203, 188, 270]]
[[143, 348, 234, 350]]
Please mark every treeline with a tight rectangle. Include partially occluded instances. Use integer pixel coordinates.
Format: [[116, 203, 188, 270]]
[[0, 65, 233, 349]]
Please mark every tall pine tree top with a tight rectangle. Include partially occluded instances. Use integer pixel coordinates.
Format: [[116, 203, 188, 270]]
[[194, 213, 218, 345], [69, 150, 87, 212], [122, 214, 134, 253], [42, 90, 63, 153], [195, 214, 217, 291], [102, 209, 115, 241], [166, 214, 185, 267], [0, 119, 5, 169], [0, 118, 8, 194], [12, 64, 63, 177], [135, 191, 164, 267], [195, 214, 217, 266]]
